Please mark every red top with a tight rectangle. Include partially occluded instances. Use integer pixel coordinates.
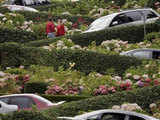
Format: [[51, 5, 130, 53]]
[[56, 24, 65, 36], [46, 21, 55, 34]]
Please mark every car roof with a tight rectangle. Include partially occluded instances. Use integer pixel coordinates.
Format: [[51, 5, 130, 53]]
[[122, 48, 160, 54], [73, 109, 158, 120], [0, 94, 37, 98]]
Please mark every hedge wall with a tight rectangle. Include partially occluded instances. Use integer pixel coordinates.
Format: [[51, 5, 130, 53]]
[[16, 11, 94, 23], [0, 42, 142, 75], [41, 94, 91, 103], [1, 111, 53, 120], [44, 85, 160, 118], [27, 23, 160, 47], [70, 23, 160, 47], [0, 27, 40, 43]]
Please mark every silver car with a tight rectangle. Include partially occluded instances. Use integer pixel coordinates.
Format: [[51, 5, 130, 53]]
[[0, 100, 18, 114], [120, 48, 160, 59], [84, 8, 160, 33], [58, 109, 158, 120]]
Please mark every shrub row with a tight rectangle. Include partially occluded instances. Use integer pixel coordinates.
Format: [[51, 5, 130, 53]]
[[16, 11, 94, 23], [1, 111, 53, 120], [25, 23, 160, 47], [70, 23, 160, 47], [0, 27, 41, 43], [0, 42, 142, 75], [44, 85, 160, 118]]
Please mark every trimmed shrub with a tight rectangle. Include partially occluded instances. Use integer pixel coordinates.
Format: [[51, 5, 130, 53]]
[[16, 11, 94, 23], [70, 23, 160, 46], [0, 27, 40, 43], [24, 37, 61, 47], [0, 7, 10, 14], [41, 94, 91, 102], [44, 86, 160, 118], [0, 42, 142, 75], [1, 111, 53, 120], [24, 82, 49, 94]]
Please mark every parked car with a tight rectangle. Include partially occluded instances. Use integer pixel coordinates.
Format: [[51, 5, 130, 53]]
[[4, 0, 50, 6], [120, 48, 160, 59], [58, 109, 158, 120], [2, 5, 38, 12], [0, 100, 18, 114], [0, 94, 65, 110], [84, 8, 160, 33]]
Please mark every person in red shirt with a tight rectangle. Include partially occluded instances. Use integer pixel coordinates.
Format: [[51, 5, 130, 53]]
[[46, 18, 56, 38], [56, 19, 66, 37]]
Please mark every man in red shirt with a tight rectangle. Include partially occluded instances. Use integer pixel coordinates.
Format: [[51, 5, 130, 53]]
[[46, 18, 56, 38], [56, 19, 66, 37]]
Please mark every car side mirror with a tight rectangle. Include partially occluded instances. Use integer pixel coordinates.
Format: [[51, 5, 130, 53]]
[[0, 103, 2, 108], [112, 21, 118, 26]]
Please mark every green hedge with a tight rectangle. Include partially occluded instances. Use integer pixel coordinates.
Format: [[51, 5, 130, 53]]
[[44, 85, 160, 118], [41, 94, 91, 102], [70, 23, 160, 46], [16, 11, 94, 23], [0, 42, 142, 75], [24, 82, 49, 94], [1, 111, 53, 120], [0, 7, 10, 14], [0, 27, 40, 43], [24, 37, 61, 47]]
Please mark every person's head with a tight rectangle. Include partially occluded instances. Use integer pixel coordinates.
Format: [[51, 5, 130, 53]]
[[58, 19, 62, 24], [48, 17, 52, 21]]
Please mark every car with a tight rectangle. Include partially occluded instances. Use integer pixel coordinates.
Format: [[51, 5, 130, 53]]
[[0, 94, 65, 110], [84, 8, 160, 33], [0, 100, 18, 114], [2, 5, 39, 12], [120, 48, 160, 59], [4, 0, 50, 6], [58, 109, 158, 120]]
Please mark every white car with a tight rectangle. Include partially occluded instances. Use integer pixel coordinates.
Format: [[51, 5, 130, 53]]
[[84, 8, 160, 33], [120, 48, 160, 59], [2, 5, 38, 12], [58, 109, 158, 120], [0, 100, 18, 114]]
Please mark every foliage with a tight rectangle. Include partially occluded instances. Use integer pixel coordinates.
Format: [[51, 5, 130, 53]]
[[44, 86, 160, 117]]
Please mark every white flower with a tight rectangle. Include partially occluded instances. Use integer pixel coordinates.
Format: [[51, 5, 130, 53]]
[[112, 105, 120, 110], [0, 71, 6, 77], [2, 17, 7, 21], [125, 73, 132, 78], [142, 74, 148, 78], [133, 75, 140, 80], [149, 103, 157, 109]]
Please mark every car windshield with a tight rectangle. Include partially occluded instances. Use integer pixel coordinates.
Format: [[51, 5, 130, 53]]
[[88, 14, 114, 30]]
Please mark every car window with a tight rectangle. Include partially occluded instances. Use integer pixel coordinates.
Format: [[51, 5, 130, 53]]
[[10, 96, 35, 109], [101, 113, 125, 120], [152, 51, 160, 59], [0, 97, 10, 104], [110, 13, 134, 26], [124, 11, 141, 21], [87, 115, 99, 120], [129, 115, 145, 120], [132, 51, 152, 59], [143, 10, 158, 19]]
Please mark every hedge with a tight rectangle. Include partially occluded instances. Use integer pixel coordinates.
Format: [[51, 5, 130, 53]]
[[24, 37, 61, 47], [0, 42, 142, 75], [16, 11, 94, 23], [0, 111, 53, 120], [41, 94, 91, 103], [70, 23, 160, 47], [0, 27, 41, 43], [44, 85, 160, 118], [26, 23, 160, 47]]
